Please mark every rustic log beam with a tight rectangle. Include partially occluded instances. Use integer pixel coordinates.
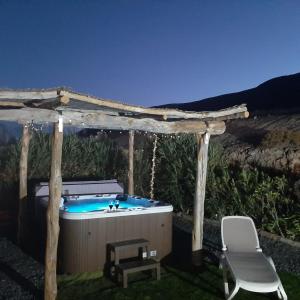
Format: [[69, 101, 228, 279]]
[[59, 90, 248, 120], [59, 95, 70, 105], [0, 108, 59, 123], [17, 125, 31, 245], [44, 122, 63, 300], [0, 108, 226, 134], [28, 96, 70, 109], [128, 130, 134, 195], [0, 109, 225, 134], [57, 106, 120, 116], [192, 132, 210, 267], [0, 90, 68, 109], [211, 111, 250, 121], [0, 101, 25, 108], [62, 111, 226, 135], [0, 89, 58, 100], [206, 121, 226, 135]]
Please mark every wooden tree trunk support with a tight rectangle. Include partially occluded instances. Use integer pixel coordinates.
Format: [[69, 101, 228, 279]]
[[128, 130, 134, 195], [17, 125, 31, 245], [192, 132, 210, 266], [45, 122, 63, 300]]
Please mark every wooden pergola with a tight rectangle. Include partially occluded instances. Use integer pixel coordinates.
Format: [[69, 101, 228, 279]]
[[0, 88, 248, 300]]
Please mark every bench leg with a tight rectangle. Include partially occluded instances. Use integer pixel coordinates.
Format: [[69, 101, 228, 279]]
[[156, 264, 161, 280], [123, 271, 128, 288], [117, 271, 122, 285]]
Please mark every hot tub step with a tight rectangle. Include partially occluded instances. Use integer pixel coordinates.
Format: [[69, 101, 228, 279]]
[[116, 259, 160, 288]]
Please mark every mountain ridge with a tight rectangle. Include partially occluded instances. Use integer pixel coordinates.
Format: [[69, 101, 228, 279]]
[[159, 72, 300, 114]]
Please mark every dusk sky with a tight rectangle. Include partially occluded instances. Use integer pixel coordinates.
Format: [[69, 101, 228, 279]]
[[1, 0, 300, 106]]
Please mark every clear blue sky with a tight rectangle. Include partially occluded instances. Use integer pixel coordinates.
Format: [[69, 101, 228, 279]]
[[1, 0, 300, 106]]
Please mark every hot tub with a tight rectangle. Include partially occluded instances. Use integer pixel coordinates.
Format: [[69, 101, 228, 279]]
[[35, 181, 173, 274]]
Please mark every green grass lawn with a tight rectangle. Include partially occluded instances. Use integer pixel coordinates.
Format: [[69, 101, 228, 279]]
[[57, 263, 300, 300]]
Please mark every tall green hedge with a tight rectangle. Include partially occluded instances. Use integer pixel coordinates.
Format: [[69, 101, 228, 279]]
[[0, 132, 127, 209]]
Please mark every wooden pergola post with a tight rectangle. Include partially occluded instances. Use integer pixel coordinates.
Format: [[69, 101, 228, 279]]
[[128, 130, 134, 195], [17, 124, 31, 245], [192, 132, 210, 266], [45, 121, 63, 300]]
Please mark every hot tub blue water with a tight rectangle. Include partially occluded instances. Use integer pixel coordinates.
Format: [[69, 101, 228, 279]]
[[62, 195, 158, 213]]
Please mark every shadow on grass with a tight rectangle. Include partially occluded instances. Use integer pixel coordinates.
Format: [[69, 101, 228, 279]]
[[164, 264, 224, 299]]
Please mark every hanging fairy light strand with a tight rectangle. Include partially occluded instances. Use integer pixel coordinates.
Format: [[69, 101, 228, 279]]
[[150, 134, 158, 199], [23, 121, 189, 140]]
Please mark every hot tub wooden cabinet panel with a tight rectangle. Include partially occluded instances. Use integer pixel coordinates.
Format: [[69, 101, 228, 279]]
[[58, 212, 172, 274]]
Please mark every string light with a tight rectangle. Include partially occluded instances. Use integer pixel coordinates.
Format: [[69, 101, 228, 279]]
[[27, 121, 45, 132], [21, 123, 188, 140], [150, 134, 158, 199]]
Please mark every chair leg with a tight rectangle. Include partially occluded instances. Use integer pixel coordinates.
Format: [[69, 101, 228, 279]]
[[267, 257, 287, 300], [222, 264, 229, 298], [227, 283, 239, 300], [277, 283, 288, 300]]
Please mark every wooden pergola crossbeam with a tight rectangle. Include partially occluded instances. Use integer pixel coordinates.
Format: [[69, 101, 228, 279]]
[[0, 108, 58, 124], [0, 108, 226, 135], [0, 89, 58, 100], [61, 111, 226, 135], [59, 90, 248, 120]]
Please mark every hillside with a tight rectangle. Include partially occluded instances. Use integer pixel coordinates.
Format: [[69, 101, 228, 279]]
[[161, 72, 300, 114], [161, 72, 300, 175], [214, 114, 300, 175]]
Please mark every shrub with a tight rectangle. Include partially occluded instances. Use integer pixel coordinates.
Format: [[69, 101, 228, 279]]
[[0, 132, 127, 208], [261, 130, 300, 148], [133, 137, 152, 197], [154, 135, 197, 213]]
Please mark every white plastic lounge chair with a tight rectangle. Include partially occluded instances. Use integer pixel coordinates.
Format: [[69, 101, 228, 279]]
[[219, 216, 287, 300]]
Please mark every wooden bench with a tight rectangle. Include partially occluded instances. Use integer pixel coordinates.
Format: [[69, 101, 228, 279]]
[[116, 258, 160, 288]]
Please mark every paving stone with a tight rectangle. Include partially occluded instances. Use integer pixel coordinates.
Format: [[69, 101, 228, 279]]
[[0, 237, 44, 299]]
